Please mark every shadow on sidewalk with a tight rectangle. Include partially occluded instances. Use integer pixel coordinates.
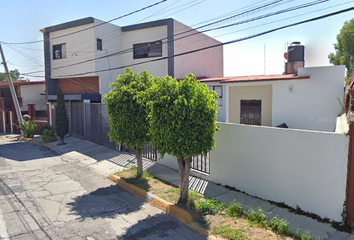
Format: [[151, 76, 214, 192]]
[[117, 212, 208, 240], [67, 185, 145, 219]]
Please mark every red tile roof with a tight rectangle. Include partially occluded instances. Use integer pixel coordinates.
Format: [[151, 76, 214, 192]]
[[198, 74, 310, 83], [0, 81, 45, 86]]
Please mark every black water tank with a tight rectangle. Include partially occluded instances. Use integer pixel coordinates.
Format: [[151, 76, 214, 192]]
[[287, 41, 304, 62]]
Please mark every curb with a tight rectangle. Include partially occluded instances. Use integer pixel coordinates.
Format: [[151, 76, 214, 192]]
[[25, 138, 55, 148], [108, 174, 211, 237]]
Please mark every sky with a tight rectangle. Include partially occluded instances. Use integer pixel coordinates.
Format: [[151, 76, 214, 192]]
[[1, 0, 354, 80]]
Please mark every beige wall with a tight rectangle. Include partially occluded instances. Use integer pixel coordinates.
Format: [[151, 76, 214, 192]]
[[121, 25, 168, 77], [173, 20, 223, 79], [229, 85, 272, 126], [50, 23, 95, 78]]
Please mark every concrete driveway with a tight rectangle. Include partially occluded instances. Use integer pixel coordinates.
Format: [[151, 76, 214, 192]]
[[0, 134, 205, 240]]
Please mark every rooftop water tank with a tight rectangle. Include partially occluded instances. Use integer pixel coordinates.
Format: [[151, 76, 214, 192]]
[[287, 41, 304, 62]]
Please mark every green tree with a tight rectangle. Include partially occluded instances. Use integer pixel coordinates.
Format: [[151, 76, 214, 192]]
[[103, 68, 152, 179], [55, 86, 69, 145], [0, 69, 20, 82], [328, 19, 354, 84], [148, 74, 218, 203]]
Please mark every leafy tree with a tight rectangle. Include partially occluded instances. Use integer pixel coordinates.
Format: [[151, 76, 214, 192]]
[[148, 74, 218, 203], [55, 86, 69, 145], [0, 69, 20, 82], [328, 19, 354, 84], [103, 68, 152, 179]]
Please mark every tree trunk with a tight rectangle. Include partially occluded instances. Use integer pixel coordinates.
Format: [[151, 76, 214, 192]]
[[135, 147, 143, 179], [59, 136, 65, 145], [177, 156, 192, 204]]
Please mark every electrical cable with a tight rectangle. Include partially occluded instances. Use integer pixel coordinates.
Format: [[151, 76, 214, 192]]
[[18, 0, 330, 75], [2, 0, 169, 45], [21, 6, 354, 78]]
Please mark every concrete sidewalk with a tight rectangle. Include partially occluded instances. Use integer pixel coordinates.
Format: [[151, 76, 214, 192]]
[[32, 135, 353, 240]]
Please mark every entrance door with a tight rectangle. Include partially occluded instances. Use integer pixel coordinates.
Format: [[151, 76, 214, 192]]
[[240, 100, 261, 125]]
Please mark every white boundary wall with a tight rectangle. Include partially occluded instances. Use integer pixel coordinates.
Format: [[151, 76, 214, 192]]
[[158, 122, 349, 221]]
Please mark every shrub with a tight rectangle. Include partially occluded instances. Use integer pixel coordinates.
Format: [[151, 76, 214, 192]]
[[197, 198, 225, 215], [226, 201, 245, 218], [247, 208, 269, 227], [41, 129, 57, 142], [16, 121, 37, 138], [40, 125, 52, 135], [269, 216, 290, 235]]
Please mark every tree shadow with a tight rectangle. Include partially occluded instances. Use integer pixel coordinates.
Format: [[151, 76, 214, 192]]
[[0, 141, 59, 162], [67, 185, 145, 219], [117, 212, 208, 240]]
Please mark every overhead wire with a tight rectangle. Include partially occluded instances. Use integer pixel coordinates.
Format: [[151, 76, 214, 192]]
[[18, 0, 330, 75], [5, 0, 292, 70], [21, 6, 354, 78], [2, 0, 169, 45]]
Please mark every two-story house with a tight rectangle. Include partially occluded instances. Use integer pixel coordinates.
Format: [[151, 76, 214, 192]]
[[43, 17, 223, 101], [42, 17, 223, 137]]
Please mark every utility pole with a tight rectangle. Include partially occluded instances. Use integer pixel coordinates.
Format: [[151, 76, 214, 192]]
[[0, 41, 23, 137]]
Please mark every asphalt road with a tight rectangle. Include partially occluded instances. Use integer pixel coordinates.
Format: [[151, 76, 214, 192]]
[[0, 135, 206, 240]]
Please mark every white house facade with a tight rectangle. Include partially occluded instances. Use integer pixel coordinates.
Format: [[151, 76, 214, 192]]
[[43, 17, 223, 102], [200, 65, 345, 132]]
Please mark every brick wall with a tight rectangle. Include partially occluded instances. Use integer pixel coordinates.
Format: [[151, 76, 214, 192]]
[[58, 77, 99, 94]]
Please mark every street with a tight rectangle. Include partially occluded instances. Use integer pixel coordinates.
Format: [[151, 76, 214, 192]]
[[0, 134, 205, 240]]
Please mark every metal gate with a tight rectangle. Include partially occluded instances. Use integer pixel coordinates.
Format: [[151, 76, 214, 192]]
[[191, 153, 210, 174], [71, 101, 84, 137], [84, 103, 116, 149], [121, 143, 158, 161]]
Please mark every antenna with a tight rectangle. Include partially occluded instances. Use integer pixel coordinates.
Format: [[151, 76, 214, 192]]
[[264, 44, 266, 75]]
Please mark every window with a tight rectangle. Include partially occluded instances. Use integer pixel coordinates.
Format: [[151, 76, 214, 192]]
[[208, 85, 223, 106], [0, 88, 11, 98], [53, 43, 66, 60], [97, 38, 102, 51], [240, 100, 261, 125], [133, 41, 162, 59]]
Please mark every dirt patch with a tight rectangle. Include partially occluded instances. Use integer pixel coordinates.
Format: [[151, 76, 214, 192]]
[[115, 168, 296, 240]]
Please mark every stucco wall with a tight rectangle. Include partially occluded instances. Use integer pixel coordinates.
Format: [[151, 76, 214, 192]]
[[229, 85, 272, 126], [121, 25, 168, 77], [94, 19, 123, 95], [157, 122, 349, 221], [20, 84, 46, 111], [205, 123, 349, 221], [50, 23, 95, 78], [173, 21, 223, 79], [272, 65, 345, 131], [204, 82, 227, 122]]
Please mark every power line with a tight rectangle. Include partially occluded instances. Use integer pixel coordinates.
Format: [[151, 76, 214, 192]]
[[2, 0, 169, 45], [22, 6, 354, 78], [18, 0, 330, 75], [6, 0, 292, 71]]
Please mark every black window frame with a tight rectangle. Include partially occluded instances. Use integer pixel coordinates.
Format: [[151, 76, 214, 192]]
[[133, 40, 162, 59], [53, 43, 66, 60], [97, 38, 102, 51], [209, 85, 223, 106]]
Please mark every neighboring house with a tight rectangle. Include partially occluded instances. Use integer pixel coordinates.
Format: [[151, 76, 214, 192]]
[[200, 43, 345, 132], [0, 81, 47, 133], [42, 17, 223, 137], [43, 17, 223, 101]]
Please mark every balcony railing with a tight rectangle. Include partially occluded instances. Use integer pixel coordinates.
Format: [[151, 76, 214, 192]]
[[0, 97, 22, 111]]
